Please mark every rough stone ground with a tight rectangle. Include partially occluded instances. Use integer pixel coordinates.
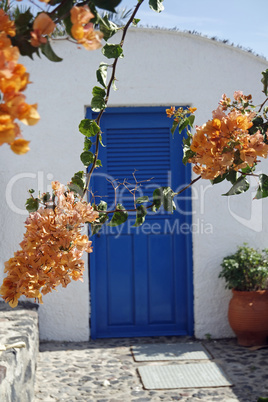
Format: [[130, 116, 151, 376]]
[[34, 337, 268, 402]]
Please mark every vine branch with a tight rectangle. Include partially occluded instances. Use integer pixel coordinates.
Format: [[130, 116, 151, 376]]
[[83, 0, 145, 198]]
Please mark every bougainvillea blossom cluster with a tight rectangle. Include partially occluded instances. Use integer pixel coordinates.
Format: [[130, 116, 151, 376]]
[[0, 9, 40, 154], [0, 182, 99, 307], [169, 92, 268, 180]]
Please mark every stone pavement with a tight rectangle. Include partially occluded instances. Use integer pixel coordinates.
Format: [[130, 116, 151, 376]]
[[34, 337, 268, 402]]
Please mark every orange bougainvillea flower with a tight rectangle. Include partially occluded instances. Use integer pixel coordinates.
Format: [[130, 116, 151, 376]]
[[30, 13, 56, 47], [0, 9, 16, 37], [166, 106, 175, 117], [79, 24, 103, 50], [240, 148, 257, 166], [4, 94, 40, 125], [10, 138, 30, 154], [70, 5, 94, 26], [70, 6, 103, 50], [71, 23, 84, 40], [0, 112, 17, 144], [0, 64, 30, 94], [249, 132, 268, 157], [188, 107, 197, 113], [0, 182, 99, 307]]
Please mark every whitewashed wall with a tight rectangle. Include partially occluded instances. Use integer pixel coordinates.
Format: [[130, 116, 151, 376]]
[[1, 28, 268, 340]]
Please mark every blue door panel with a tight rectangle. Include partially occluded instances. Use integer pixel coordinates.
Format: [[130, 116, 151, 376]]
[[108, 236, 134, 326], [148, 235, 174, 324], [87, 107, 193, 339], [133, 235, 148, 325]]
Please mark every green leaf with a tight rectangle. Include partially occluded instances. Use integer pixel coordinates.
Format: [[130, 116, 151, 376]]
[[108, 204, 128, 226], [79, 119, 100, 137], [133, 18, 140, 26], [91, 86, 106, 112], [222, 176, 250, 196], [261, 69, 268, 96], [99, 15, 119, 40], [91, 212, 109, 235], [151, 204, 157, 213], [96, 159, 102, 167], [68, 171, 85, 196], [25, 197, 39, 213], [162, 187, 176, 213], [135, 196, 150, 204], [188, 114, 195, 127], [112, 79, 117, 91], [211, 173, 228, 185], [226, 170, 239, 184], [97, 200, 107, 211], [63, 15, 72, 36], [240, 164, 256, 174], [99, 134, 106, 147], [149, 0, 164, 12], [182, 136, 195, 165], [83, 138, 92, 151], [96, 63, 108, 88], [179, 117, 189, 134], [92, 86, 106, 98], [11, 34, 39, 59], [102, 43, 123, 59], [91, 96, 106, 112], [171, 120, 179, 137], [14, 9, 33, 34], [133, 205, 147, 227], [41, 192, 50, 203], [254, 174, 268, 199], [212, 170, 239, 185], [80, 151, 94, 167], [153, 188, 162, 210], [152, 187, 176, 213], [28, 189, 35, 194], [251, 116, 264, 126], [91, 0, 122, 12], [40, 41, 62, 62]]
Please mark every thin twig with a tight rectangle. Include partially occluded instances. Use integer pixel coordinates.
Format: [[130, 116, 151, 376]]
[[100, 175, 202, 215], [49, 0, 70, 18], [174, 175, 201, 195], [106, 178, 120, 207], [258, 97, 268, 112]]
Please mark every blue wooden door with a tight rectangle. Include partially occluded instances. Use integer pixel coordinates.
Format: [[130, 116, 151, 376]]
[[88, 107, 193, 339]]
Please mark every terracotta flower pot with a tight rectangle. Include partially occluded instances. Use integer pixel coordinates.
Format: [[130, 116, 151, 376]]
[[228, 289, 268, 347]]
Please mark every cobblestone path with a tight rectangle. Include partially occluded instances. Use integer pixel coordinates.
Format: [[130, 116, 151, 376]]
[[34, 337, 268, 402]]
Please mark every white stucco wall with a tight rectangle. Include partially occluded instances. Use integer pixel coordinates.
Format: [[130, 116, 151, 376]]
[[1, 28, 268, 340]]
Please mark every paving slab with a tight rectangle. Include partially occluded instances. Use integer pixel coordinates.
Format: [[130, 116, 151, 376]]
[[138, 362, 232, 389], [132, 342, 211, 361]]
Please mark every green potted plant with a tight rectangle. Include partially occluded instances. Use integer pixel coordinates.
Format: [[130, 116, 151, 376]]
[[219, 244, 268, 346]]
